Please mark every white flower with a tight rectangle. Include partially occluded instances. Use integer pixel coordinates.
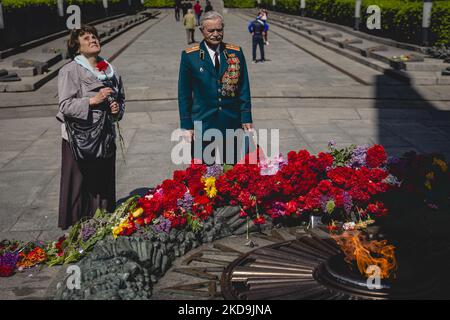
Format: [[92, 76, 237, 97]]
[[343, 222, 356, 231]]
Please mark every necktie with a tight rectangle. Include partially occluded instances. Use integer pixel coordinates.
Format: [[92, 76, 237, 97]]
[[214, 52, 220, 74]]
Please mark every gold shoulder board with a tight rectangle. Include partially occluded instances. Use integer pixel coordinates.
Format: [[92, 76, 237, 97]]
[[185, 45, 200, 54], [225, 43, 241, 51]]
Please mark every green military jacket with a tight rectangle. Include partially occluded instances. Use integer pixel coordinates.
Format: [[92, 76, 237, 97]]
[[178, 40, 253, 136]]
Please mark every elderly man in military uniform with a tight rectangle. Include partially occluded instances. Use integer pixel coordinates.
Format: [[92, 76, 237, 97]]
[[178, 11, 253, 165]]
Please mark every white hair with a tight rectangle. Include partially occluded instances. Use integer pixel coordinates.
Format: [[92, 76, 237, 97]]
[[200, 11, 224, 29]]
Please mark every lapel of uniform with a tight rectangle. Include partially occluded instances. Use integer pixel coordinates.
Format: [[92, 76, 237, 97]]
[[199, 41, 217, 78], [219, 42, 229, 79]]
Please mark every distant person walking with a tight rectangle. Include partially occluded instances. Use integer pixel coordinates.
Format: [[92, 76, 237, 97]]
[[175, 0, 181, 21], [259, 9, 269, 45], [205, 0, 213, 13], [248, 13, 268, 63], [184, 9, 196, 44], [181, 1, 188, 16], [193, 1, 202, 26]]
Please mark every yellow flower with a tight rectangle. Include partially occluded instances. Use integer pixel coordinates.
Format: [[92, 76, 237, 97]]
[[112, 226, 122, 239], [203, 176, 217, 198], [433, 158, 448, 173], [119, 219, 130, 229], [424, 180, 432, 190], [112, 217, 130, 238], [132, 207, 144, 218], [425, 172, 435, 180]]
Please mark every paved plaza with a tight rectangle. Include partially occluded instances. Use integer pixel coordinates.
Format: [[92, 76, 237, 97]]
[[0, 1, 449, 299]]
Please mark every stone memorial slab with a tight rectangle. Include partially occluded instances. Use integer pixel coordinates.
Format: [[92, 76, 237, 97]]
[[12, 59, 48, 74], [0, 72, 21, 82]]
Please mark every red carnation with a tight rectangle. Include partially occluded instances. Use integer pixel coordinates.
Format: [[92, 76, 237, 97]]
[[173, 170, 187, 182], [366, 201, 388, 217], [317, 180, 332, 194], [368, 168, 388, 182], [366, 145, 387, 168], [55, 235, 66, 257], [327, 167, 354, 187], [96, 60, 108, 72], [194, 195, 210, 205], [285, 200, 298, 215], [349, 187, 371, 203], [310, 152, 333, 172], [254, 215, 266, 225]]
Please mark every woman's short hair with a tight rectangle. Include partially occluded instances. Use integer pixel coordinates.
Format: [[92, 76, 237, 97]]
[[67, 25, 99, 59], [200, 11, 224, 29]]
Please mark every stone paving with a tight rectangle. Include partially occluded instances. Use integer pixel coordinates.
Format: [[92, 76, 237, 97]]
[[0, 1, 450, 299]]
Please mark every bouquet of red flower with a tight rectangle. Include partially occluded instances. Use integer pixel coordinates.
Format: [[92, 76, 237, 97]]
[[115, 162, 220, 237]]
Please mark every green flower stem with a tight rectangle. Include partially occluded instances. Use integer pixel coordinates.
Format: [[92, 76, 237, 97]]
[[246, 216, 249, 240], [114, 115, 126, 164]]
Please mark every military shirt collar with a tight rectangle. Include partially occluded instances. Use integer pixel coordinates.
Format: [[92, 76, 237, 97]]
[[204, 42, 221, 66]]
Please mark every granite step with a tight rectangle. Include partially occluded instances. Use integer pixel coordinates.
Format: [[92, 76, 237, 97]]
[[0, 10, 161, 92], [251, 10, 447, 86], [319, 32, 343, 42], [401, 59, 450, 72], [0, 52, 62, 76]]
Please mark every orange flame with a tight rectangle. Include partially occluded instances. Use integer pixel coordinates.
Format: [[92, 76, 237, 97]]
[[332, 231, 397, 279]]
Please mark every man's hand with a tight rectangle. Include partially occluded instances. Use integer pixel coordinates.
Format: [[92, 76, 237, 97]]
[[183, 129, 195, 143], [242, 123, 254, 132]]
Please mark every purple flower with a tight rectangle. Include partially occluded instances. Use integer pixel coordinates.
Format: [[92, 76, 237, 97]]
[[342, 192, 353, 214], [153, 218, 172, 234], [328, 140, 336, 150], [81, 224, 96, 242], [177, 192, 194, 211], [268, 202, 287, 218], [205, 165, 223, 178], [0, 252, 19, 268], [320, 195, 331, 213], [349, 145, 368, 168]]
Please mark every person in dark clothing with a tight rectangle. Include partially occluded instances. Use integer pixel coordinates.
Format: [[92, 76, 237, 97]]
[[175, 0, 182, 21], [205, 0, 213, 13], [248, 14, 269, 63], [181, 1, 188, 17], [57, 26, 125, 230]]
